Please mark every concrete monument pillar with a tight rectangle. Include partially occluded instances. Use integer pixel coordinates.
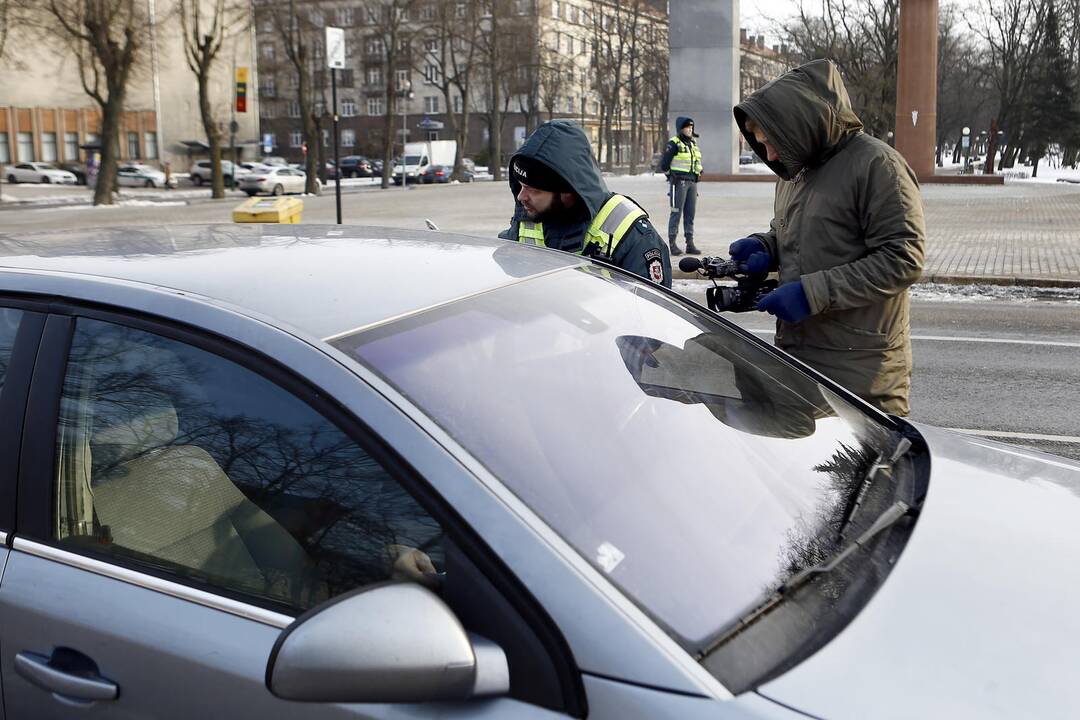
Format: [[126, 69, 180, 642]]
[[894, 0, 939, 178], [669, 0, 741, 176]]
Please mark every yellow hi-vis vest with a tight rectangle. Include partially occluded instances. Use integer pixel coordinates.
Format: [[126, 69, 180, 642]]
[[515, 194, 646, 260], [669, 136, 703, 176]]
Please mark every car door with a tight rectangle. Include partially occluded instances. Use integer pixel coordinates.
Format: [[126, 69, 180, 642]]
[[15, 164, 34, 182], [116, 166, 136, 187], [0, 306, 581, 719]]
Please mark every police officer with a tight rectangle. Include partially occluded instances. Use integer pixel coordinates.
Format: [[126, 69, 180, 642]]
[[659, 116, 703, 256], [500, 120, 672, 287]]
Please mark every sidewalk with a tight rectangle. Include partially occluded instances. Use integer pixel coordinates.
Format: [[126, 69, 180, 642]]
[[610, 174, 1080, 288]]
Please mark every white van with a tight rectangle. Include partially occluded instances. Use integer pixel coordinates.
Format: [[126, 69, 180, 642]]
[[393, 141, 456, 185]]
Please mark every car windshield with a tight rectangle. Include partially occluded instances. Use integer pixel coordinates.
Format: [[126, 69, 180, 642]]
[[34, 163, 57, 170], [404, 154, 422, 165], [334, 264, 921, 688]]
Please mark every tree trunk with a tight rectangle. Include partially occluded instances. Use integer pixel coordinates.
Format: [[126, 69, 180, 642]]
[[94, 97, 124, 206], [198, 63, 225, 199], [1032, 154, 1040, 177]]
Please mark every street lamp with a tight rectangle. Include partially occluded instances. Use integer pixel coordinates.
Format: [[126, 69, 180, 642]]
[[961, 126, 971, 173], [398, 81, 413, 191]]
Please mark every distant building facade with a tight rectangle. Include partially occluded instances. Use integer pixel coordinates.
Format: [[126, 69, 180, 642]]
[[0, 1, 260, 170], [254, 0, 668, 170]]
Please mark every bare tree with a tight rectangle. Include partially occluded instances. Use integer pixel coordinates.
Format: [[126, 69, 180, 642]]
[[476, 0, 521, 180], [589, 0, 626, 170], [415, 0, 482, 180], [356, 0, 416, 189], [936, 2, 993, 166], [180, 0, 248, 199], [36, 0, 149, 205], [965, 0, 1048, 169], [779, 0, 899, 138]]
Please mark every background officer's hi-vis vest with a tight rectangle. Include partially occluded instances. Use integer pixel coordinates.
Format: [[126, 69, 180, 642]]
[[516, 194, 645, 260], [669, 136, 703, 176]]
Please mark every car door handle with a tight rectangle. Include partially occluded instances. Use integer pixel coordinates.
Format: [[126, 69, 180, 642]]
[[15, 649, 119, 702]]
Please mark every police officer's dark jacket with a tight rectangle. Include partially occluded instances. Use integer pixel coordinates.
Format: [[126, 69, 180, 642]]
[[499, 120, 671, 287]]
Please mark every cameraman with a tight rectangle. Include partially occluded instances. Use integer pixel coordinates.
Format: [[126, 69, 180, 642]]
[[731, 60, 926, 416]]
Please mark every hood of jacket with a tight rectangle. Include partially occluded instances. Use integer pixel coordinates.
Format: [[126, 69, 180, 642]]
[[508, 120, 609, 218], [734, 59, 863, 180]]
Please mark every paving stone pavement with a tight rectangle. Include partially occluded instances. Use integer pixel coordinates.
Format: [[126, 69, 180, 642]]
[[618, 177, 1080, 286]]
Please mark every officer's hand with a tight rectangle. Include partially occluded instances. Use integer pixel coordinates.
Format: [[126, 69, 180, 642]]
[[740, 251, 771, 275], [757, 281, 811, 323], [386, 544, 441, 589]]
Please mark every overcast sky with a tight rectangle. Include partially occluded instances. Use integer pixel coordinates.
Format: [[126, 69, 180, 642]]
[[738, 0, 799, 46]]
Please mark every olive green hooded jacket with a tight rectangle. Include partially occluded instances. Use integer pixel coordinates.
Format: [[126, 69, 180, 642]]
[[734, 59, 926, 416]]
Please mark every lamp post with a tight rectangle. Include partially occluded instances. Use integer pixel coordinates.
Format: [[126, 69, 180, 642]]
[[398, 81, 413, 191], [961, 126, 971, 174]]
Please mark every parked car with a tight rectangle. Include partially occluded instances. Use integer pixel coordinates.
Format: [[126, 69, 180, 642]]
[[4, 162, 78, 185], [237, 165, 320, 196], [239, 162, 273, 173], [0, 224, 1077, 718], [739, 153, 758, 165], [188, 160, 247, 186], [337, 155, 374, 178], [260, 156, 289, 167], [58, 162, 87, 185], [116, 163, 176, 189], [420, 162, 475, 184]]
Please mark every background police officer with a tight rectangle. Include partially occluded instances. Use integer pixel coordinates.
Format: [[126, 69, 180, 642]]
[[659, 117, 703, 256]]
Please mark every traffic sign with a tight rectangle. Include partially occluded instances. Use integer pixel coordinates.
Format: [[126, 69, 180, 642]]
[[326, 27, 345, 69]]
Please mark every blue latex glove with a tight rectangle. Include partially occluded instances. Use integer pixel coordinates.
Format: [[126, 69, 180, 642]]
[[757, 281, 811, 323]]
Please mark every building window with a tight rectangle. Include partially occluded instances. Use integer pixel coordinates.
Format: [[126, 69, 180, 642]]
[[288, 100, 301, 118], [336, 6, 354, 25], [261, 103, 277, 119], [261, 78, 277, 97], [569, 4, 577, 22], [339, 69, 354, 87], [452, 94, 462, 113], [16, 132, 34, 161], [64, 132, 79, 160], [260, 17, 273, 33], [144, 132, 158, 159], [314, 100, 326, 118], [290, 131, 303, 148], [455, 2, 466, 18], [366, 67, 382, 85], [40, 132, 57, 162], [424, 95, 439, 113], [424, 38, 438, 53], [262, 43, 275, 61], [341, 128, 355, 147], [341, 98, 357, 117], [367, 97, 384, 115], [127, 131, 140, 159], [365, 37, 384, 55], [0, 133, 8, 164], [395, 68, 410, 90], [423, 62, 441, 84], [419, 3, 435, 21], [309, 8, 324, 26], [551, 0, 560, 18]]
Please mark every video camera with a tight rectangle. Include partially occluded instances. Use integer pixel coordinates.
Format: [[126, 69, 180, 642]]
[[679, 256, 778, 313]]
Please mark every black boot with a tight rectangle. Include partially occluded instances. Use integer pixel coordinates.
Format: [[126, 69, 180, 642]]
[[669, 240, 683, 256], [685, 238, 701, 255]]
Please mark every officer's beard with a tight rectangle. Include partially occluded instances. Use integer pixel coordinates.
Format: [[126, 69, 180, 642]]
[[532, 192, 587, 225]]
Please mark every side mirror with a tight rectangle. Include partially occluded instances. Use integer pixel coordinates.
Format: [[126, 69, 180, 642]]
[[266, 582, 509, 703]]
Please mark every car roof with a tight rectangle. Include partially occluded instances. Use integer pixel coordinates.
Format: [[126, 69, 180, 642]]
[[0, 225, 583, 340]]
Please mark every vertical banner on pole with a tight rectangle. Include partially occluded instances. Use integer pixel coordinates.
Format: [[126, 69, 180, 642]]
[[326, 27, 345, 224], [235, 67, 249, 113]]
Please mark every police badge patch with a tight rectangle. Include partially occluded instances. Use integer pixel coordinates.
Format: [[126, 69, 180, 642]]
[[644, 248, 664, 284]]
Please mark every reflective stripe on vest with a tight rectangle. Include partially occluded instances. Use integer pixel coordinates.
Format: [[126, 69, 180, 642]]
[[518, 221, 546, 246], [512, 194, 645, 259], [669, 136, 703, 175]]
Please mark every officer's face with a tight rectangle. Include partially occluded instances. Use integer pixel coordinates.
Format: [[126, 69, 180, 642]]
[[518, 182, 576, 221], [680, 123, 694, 137]]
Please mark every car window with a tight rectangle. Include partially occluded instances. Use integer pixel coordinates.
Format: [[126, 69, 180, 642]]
[[54, 318, 445, 613], [0, 308, 22, 393], [338, 265, 915, 657]]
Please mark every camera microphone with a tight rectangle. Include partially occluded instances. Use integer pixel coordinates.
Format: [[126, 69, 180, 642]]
[[678, 257, 703, 272]]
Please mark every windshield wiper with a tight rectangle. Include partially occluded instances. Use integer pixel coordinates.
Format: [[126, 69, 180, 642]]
[[838, 437, 912, 540], [698, 499, 918, 659]]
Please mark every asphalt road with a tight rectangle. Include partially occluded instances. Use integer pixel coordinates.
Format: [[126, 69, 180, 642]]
[[677, 281, 1080, 461]]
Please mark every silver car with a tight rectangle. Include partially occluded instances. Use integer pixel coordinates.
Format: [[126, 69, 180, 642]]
[[238, 166, 319, 196], [0, 225, 1075, 719]]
